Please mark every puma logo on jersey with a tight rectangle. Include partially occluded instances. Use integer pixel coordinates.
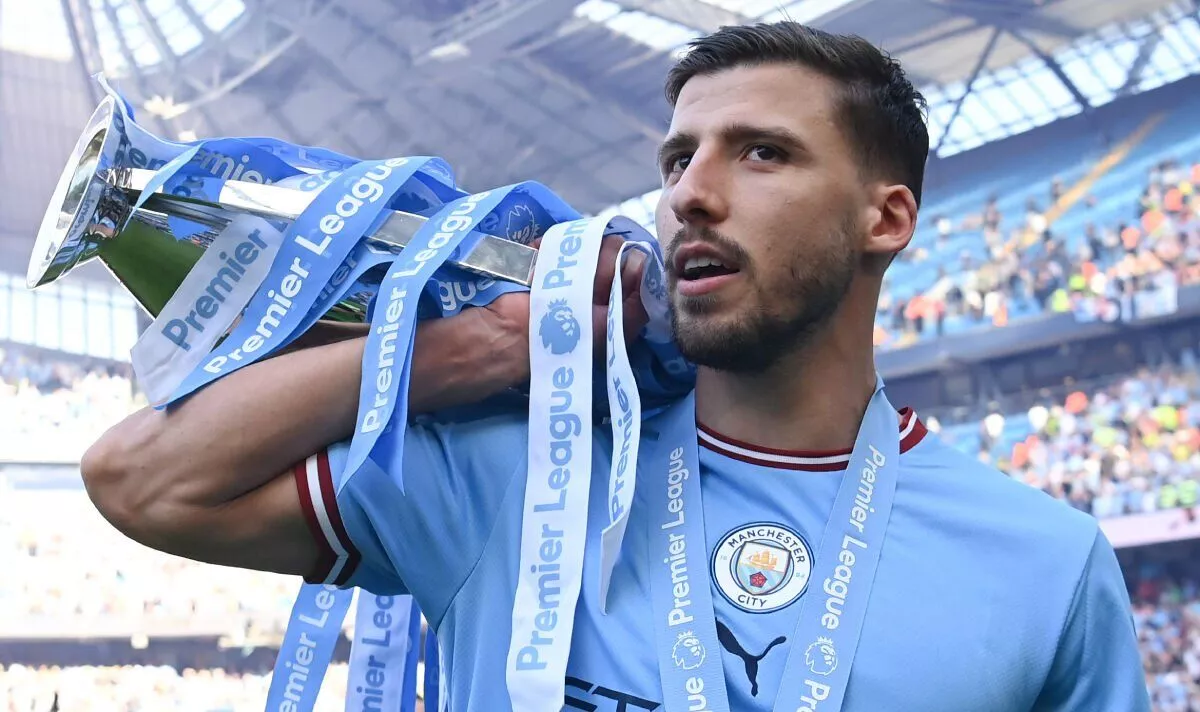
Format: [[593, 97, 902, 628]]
[[717, 620, 786, 697]]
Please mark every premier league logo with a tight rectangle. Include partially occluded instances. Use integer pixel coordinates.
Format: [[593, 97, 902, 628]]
[[712, 523, 813, 614], [805, 637, 838, 676], [671, 631, 706, 671], [539, 299, 581, 354]]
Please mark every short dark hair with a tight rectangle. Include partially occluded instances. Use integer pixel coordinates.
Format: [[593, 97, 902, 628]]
[[665, 22, 929, 207]]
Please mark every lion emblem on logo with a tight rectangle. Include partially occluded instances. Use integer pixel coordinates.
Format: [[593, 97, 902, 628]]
[[504, 203, 540, 245], [538, 299, 581, 355], [671, 631, 706, 671], [805, 637, 838, 677]]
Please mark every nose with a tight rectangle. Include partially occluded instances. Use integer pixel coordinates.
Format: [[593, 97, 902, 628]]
[[666, 151, 730, 227]]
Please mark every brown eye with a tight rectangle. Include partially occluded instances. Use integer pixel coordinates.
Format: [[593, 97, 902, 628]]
[[667, 154, 692, 174], [747, 145, 784, 162]]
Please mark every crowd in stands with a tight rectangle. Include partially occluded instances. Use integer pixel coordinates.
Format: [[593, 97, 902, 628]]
[[0, 489, 311, 641], [0, 662, 356, 712], [0, 345, 142, 463], [934, 358, 1200, 521], [1132, 559, 1200, 711], [875, 158, 1200, 349]]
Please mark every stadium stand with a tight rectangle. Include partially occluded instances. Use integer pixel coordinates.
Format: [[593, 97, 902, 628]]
[[935, 359, 1200, 520], [0, 345, 142, 464], [0, 662, 353, 712], [877, 83, 1200, 350], [1137, 575, 1200, 710]]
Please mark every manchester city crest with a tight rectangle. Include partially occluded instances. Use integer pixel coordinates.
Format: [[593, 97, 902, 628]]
[[712, 522, 813, 614]]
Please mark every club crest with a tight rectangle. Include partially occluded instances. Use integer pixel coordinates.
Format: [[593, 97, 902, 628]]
[[712, 522, 813, 614]]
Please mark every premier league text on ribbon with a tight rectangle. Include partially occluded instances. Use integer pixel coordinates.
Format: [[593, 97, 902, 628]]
[[797, 444, 887, 712], [359, 189, 493, 436], [660, 445, 713, 711], [277, 585, 341, 712], [606, 304, 635, 525], [202, 157, 412, 375], [661, 446, 696, 627], [158, 228, 271, 351], [514, 219, 590, 674], [122, 142, 272, 185], [353, 594, 404, 710]]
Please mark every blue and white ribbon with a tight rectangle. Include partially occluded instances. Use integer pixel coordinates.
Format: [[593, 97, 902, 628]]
[[265, 584, 354, 712], [344, 592, 421, 712]]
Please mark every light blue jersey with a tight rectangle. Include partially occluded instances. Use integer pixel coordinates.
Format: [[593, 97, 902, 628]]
[[293, 402, 1149, 711]]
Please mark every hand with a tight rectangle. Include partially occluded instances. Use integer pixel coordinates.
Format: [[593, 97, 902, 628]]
[[593, 234, 649, 361], [482, 234, 651, 377]]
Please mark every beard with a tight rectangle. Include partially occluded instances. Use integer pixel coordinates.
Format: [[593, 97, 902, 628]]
[[668, 223, 856, 374]]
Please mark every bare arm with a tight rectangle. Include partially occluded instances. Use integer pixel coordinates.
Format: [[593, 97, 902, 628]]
[[81, 295, 531, 578], [82, 235, 646, 580]]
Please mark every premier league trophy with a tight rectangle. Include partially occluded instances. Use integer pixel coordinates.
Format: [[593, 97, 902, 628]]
[[27, 93, 540, 320]]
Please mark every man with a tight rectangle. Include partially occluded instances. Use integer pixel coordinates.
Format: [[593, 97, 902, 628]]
[[82, 22, 1149, 711]]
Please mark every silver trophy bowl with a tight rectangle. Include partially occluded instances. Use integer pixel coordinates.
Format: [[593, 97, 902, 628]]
[[27, 96, 539, 321]]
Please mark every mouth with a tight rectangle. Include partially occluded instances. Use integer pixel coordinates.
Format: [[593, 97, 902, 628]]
[[672, 243, 742, 297]]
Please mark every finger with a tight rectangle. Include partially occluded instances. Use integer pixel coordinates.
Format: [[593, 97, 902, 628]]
[[621, 249, 648, 301], [594, 235, 625, 304], [622, 289, 649, 343]]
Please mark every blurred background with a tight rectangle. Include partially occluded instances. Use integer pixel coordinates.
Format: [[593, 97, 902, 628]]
[[4, 0, 1200, 709]]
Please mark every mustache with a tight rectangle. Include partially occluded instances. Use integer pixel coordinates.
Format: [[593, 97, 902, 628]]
[[665, 226, 751, 273]]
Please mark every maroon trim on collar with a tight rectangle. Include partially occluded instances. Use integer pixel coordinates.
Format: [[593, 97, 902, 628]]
[[697, 408, 927, 471]]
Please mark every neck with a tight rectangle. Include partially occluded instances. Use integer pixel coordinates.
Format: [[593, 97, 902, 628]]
[[694, 282, 879, 452]]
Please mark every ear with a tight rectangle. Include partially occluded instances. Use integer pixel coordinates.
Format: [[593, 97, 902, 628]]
[[863, 183, 918, 259]]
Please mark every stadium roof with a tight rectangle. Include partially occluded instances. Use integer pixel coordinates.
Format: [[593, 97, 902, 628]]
[[824, 0, 1182, 86], [5, 0, 1200, 220]]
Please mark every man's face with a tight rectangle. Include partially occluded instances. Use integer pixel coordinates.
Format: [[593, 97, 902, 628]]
[[655, 63, 866, 372]]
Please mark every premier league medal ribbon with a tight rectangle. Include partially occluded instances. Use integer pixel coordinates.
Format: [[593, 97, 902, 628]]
[[165, 156, 450, 406], [344, 592, 423, 712], [264, 583, 355, 712], [341, 182, 580, 494], [598, 237, 656, 611], [507, 217, 604, 712]]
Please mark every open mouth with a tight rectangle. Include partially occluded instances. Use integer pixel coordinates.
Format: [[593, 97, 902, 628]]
[[680, 255, 739, 281]]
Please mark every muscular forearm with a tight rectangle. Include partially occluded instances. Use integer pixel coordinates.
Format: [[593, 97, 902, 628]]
[[82, 304, 529, 519]]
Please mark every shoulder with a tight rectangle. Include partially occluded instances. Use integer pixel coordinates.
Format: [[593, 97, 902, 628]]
[[899, 434, 1100, 563], [894, 435, 1114, 675]]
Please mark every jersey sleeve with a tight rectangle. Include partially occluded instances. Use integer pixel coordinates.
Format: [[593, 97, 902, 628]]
[[1033, 528, 1150, 712], [293, 407, 529, 622]]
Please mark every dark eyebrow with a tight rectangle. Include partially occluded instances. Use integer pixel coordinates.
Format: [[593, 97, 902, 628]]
[[656, 123, 810, 169], [720, 123, 810, 155]]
